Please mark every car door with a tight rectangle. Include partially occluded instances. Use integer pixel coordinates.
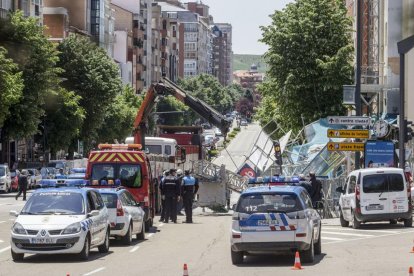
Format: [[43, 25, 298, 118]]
[[91, 191, 108, 242], [342, 175, 356, 220], [387, 173, 408, 213], [124, 191, 143, 233], [360, 172, 389, 215]]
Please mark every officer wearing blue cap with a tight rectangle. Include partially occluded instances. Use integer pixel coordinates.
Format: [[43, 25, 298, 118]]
[[181, 170, 199, 223]]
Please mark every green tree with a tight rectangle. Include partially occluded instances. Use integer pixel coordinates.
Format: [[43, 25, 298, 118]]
[[0, 11, 62, 140], [0, 46, 23, 128], [258, 0, 353, 134], [57, 34, 122, 150], [97, 86, 143, 143], [156, 96, 189, 126]]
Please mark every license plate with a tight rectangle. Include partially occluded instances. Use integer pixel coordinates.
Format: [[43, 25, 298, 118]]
[[257, 220, 279, 226], [366, 205, 384, 211], [31, 238, 54, 244]]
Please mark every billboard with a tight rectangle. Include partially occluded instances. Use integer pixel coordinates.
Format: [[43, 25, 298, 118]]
[[364, 140, 395, 168]]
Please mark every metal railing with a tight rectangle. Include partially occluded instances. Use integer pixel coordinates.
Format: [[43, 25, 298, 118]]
[[319, 176, 346, 218]]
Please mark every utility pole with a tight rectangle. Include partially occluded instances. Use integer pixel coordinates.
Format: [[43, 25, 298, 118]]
[[355, 0, 363, 169]]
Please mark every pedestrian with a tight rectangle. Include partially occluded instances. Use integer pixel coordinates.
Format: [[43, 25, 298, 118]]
[[176, 169, 184, 216], [181, 170, 199, 223], [298, 174, 312, 195], [159, 170, 169, 222], [16, 170, 29, 201], [309, 172, 322, 208], [161, 168, 180, 223]]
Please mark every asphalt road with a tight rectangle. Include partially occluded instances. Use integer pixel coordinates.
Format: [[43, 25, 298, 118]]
[[1, 193, 414, 276]]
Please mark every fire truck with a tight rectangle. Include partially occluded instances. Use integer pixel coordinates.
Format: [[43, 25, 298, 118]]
[[85, 78, 231, 231]]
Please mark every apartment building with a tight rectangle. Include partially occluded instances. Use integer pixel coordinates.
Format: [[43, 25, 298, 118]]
[[161, 10, 180, 82], [213, 23, 232, 86], [1, 0, 43, 19]]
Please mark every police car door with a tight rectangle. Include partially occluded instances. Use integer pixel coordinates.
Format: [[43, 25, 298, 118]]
[[86, 191, 101, 246], [91, 191, 108, 243]]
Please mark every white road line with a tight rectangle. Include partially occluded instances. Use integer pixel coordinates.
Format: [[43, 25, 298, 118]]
[[147, 233, 154, 238], [323, 227, 399, 234], [324, 229, 414, 245], [322, 237, 345, 241], [9, 218, 15, 221], [129, 245, 140, 253], [83, 267, 106, 276], [158, 223, 164, 227], [0, 240, 4, 243], [0, 221, 6, 224], [322, 231, 374, 237], [0, 246, 11, 253]]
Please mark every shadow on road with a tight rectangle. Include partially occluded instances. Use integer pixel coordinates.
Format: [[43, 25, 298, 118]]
[[19, 250, 114, 263], [324, 222, 411, 230], [235, 253, 327, 268]]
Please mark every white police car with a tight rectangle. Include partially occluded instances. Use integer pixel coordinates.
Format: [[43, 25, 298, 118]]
[[231, 185, 321, 264], [10, 188, 110, 261]]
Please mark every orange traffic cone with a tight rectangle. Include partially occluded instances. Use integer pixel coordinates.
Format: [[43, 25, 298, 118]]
[[409, 267, 413, 276], [183, 263, 189, 276], [291, 251, 303, 270]]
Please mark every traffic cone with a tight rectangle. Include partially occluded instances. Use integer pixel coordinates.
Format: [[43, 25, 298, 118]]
[[291, 251, 303, 270], [183, 263, 189, 276], [409, 267, 413, 276]]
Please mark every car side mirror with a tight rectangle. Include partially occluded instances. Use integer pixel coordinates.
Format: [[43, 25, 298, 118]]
[[10, 210, 19, 217], [88, 210, 100, 217], [335, 186, 344, 194]]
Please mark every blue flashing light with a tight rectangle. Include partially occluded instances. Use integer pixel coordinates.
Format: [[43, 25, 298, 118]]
[[115, 179, 121, 186], [101, 180, 108, 186]]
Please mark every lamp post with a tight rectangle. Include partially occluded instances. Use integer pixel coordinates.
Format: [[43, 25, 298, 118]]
[[355, 0, 363, 169], [397, 35, 414, 168]]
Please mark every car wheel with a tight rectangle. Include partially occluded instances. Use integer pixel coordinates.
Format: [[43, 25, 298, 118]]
[[231, 249, 243, 265], [136, 222, 145, 240], [11, 249, 24, 262], [340, 210, 349, 227], [122, 223, 133, 245], [78, 234, 90, 261], [390, 219, 398, 225], [352, 211, 361, 229], [301, 237, 315, 263], [404, 217, 413, 227], [314, 226, 322, 255], [98, 228, 110, 253]]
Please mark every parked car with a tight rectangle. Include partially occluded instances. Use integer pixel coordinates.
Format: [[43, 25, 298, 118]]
[[99, 189, 145, 244], [231, 185, 321, 264], [0, 164, 11, 193], [10, 170, 19, 192], [201, 123, 212, 130], [10, 188, 111, 261], [203, 135, 215, 147], [240, 120, 248, 126], [214, 128, 223, 137], [337, 168, 412, 228], [26, 169, 42, 189]]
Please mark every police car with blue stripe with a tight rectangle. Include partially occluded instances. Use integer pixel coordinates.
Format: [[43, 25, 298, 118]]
[[231, 180, 322, 264], [9, 188, 110, 261]]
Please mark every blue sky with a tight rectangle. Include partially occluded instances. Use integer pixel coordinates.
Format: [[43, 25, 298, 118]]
[[200, 0, 293, 55]]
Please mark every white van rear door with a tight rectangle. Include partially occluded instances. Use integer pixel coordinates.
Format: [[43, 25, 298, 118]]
[[387, 173, 409, 213], [360, 173, 390, 214]]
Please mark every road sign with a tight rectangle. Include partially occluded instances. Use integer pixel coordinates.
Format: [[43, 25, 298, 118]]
[[327, 129, 369, 139], [327, 142, 365, 152], [327, 116, 370, 126]]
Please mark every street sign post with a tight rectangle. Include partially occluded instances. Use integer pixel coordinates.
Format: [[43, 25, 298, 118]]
[[327, 142, 365, 152], [327, 129, 369, 139], [327, 116, 370, 126]]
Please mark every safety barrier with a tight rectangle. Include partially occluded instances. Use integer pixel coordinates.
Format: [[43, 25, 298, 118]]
[[319, 176, 346, 218]]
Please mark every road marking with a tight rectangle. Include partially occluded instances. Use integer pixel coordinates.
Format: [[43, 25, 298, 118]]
[[324, 229, 414, 245], [0, 246, 11, 254], [129, 245, 140, 253], [147, 233, 154, 238], [158, 223, 164, 227], [83, 267, 106, 276], [0, 221, 5, 224], [322, 231, 374, 237], [0, 240, 4, 243], [9, 218, 15, 221], [322, 237, 345, 241], [323, 226, 399, 234]]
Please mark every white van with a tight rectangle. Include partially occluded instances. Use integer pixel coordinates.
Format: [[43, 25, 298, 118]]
[[337, 168, 412, 228], [125, 137, 177, 157]]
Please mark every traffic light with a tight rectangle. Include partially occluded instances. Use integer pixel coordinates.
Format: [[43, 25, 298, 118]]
[[273, 141, 282, 166], [405, 120, 414, 142]]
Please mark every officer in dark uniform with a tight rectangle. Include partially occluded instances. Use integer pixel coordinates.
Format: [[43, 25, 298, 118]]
[[181, 170, 199, 223], [159, 170, 169, 222], [162, 168, 180, 223]]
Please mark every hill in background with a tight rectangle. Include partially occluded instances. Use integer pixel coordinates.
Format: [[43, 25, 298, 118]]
[[233, 54, 268, 73]]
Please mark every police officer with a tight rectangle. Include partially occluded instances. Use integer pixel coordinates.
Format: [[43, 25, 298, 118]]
[[176, 169, 184, 215], [309, 172, 322, 208], [162, 168, 180, 223], [181, 170, 199, 223], [159, 170, 169, 222]]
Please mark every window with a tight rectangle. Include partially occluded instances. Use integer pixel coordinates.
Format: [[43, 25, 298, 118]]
[[100, 193, 118, 208], [0, 167, 5, 176], [363, 175, 387, 193], [21, 192, 85, 215], [146, 145, 162, 154], [86, 193, 94, 212], [119, 164, 142, 188], [348, 175, 356, 194], [388, 174, 404, 192], [121, 191, 136, 206], [164, 145, 172, 156], [92, 191, 105, 210], [91, 164, 115, 181], [236, 193, 303, 214], [301, 191, 313, 209]]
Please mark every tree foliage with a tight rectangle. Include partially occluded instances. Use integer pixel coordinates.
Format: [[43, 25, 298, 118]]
[[156, 96, 189, 126], [57, 34, 122, 149], [0, 11, 62, 139], [258, 0, 353, 134], [0, 46, 23, 128]]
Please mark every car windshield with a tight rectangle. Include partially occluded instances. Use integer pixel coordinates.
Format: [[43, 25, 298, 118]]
[[0, 167, 5, 176], [21, 192, 85, 215], [91, 164, 142, 188], [100, 193, 118, 208], [236, 193, 303, 214]]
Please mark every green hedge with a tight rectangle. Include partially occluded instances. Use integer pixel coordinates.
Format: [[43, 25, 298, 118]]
[[228, 133, 236, 138], [209, 149, 219, 157], [233, 127, 241, 132]]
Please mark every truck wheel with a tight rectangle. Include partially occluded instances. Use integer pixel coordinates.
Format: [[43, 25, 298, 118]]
[[11, 249, 24, 262], [301, 237, 315, 263], [231, 249, 243, 264], [404, 217, 413, 227], [340, 210, 349, 227]]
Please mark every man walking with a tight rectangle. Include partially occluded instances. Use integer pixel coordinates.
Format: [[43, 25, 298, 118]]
[[309, 172, 322, 208], [181, 170, 199, 223], [16, 170, 28, 201], [161, 168, 180, 223]]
